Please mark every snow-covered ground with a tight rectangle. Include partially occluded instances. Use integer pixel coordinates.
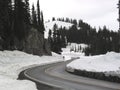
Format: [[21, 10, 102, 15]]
[[44, 21, 73, 38], [67, 52, 120, 77], [1, 44, 119, 90], [62, 43, 88, 60], [0, 50, 63, 90]]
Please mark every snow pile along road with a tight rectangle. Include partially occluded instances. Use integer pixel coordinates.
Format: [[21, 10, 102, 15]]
[[0, 50, 63, 90], [67, 52, 120, 77]]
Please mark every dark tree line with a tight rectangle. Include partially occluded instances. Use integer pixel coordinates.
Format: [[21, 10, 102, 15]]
[[48, 24, 67, 54], [0, 0, 45, 50], [49, 18, 120, 55]]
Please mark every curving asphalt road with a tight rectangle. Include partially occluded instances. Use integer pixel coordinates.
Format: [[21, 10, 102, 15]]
[[24, 61, 120, 90]]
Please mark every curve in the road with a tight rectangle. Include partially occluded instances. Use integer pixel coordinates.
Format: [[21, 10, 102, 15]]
[[24, 61, 120, 90]]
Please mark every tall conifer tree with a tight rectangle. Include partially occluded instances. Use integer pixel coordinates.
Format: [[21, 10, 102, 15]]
[[41, 11, 45, 34], [37, 0, 41, 26], [32, 4, 37, 26]]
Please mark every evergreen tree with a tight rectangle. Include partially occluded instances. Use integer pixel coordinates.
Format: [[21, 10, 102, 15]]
[[72, 19, 77, 25], [32, 4, 37, 27], [52, 17, 55, 21], [41, 11, 45, 34], [48, 29, 52, 50], [52, 24, 58, 52], [37, 0, 41, 26], [24, 0, 30, 24], [56, 30, 62, 53], [36, 0, 45, 34]]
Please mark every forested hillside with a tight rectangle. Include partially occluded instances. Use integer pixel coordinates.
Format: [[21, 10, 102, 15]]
[[0, 0, 51, 55], [48, 18, 120, 55]]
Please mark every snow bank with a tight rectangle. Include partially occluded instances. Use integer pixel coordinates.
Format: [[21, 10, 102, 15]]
[[67, 52, 120, 77], [0, 75, 37, 90], [0, 50, 63, 90]]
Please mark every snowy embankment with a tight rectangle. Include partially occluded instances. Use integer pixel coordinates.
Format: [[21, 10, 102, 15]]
[[0, 50, 63, 90], [67, 52, 120, 82]]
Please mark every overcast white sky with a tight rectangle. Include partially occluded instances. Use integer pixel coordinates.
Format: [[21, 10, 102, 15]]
[[29, 0, 119, 31]]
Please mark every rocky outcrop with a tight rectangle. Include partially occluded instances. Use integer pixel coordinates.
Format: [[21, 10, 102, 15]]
[[23, 28, 51, 56]]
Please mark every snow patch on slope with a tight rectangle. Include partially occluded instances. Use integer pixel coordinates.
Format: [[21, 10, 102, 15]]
[[44, 21, 73, 38], [45, 21, 73, 29], [62, 43, 88, 60]]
